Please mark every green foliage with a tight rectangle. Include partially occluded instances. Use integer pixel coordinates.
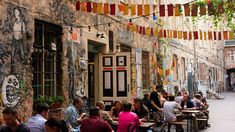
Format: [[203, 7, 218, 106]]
[[34, 95, 65, 106]]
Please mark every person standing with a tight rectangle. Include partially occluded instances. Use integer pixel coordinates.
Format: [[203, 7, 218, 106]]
[[64, 97, 87, 132], [0, 107, 30, 132], [26, 103, 49, 132]]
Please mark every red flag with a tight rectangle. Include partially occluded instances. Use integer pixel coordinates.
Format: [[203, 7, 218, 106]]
[[110, 4, 115, 15], [87, 2, 92, 12], [193, 31, 198, 39], [200, 5, 206, 16], [93, 2, 97, 13], [208, 3, 214, 15], [223, 31, 228, 40], [218, 32, 221, 40], [159, 30, 163, 37], [213, 32, 217, 40], [104, 3, 109, 14], [139, 26, 142, 34], [143, 27, 145, 35], [208, 31, 212, 40], [151, 28, 153, 36], [173, 30, 177, 38], [191, 4, 198, 17], [168, 4, 173, 16], [138, 5, 142, 16], [76, 1, 80, 11], [160, 5, 165, 17], [164, 30, 167, 37]]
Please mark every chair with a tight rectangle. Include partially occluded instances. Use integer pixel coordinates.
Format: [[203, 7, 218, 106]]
[[192, 114, 199, 132]]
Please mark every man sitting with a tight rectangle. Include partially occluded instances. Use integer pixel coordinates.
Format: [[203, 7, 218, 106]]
[[80, 107, 113, 132], [0, 107, 30, 132], [26, 103, 50, 132]]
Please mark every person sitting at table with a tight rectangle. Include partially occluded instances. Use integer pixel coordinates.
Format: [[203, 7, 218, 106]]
[[117, 102, 141, 132], [175, 91, 183, 105], [192, 94, 204, 110], [133, 98, 149, 122], [64, 97, 87, 132], [181, 94, 196, 110], [110, 101, 123, 121], [45, 118, 69, 132], [163, 95, 183, 131], [80, 107, 113, 132], [96, 101, 113, 125], [143, 93, 152, 111]]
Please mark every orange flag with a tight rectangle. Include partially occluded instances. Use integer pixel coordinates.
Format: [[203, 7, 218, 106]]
[[118, 4, 124, 12], [229, 31, 234, 40], [103, 3, 109, 14], [124, 4, 129, 15], [159, 30, 163, 37], [97, 3, 103, 14], [144, 5, 150, 16], [93, 2, 97, 13], [138, 5, 142, 16], [223, 31, 228, 40], [146, 27, 151, 36], [173, 30, 177, 38], [131, 5, 136, 16], [208, 31, 212, 40], [175, 4, 181, 16], [81, 2, 86, 12], [191, 4, 198, 17], [183, 31, 187, 39]]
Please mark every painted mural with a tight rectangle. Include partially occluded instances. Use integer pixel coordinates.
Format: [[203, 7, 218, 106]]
[[67, 28, 86, 99], [0, 5, 31, 109]]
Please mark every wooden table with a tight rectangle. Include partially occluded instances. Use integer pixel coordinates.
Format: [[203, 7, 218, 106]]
[[112, 121, 154, 131], [182, 109, 200, 132]]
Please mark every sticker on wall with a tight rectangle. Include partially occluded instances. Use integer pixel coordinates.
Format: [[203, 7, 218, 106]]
[[1, 75, 20, 107]]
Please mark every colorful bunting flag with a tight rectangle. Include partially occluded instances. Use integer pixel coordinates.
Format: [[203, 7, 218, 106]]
[[199, 31, 203, 40], [229, 31, 234, 40], [168, 4, 174, 16], [173, 30, 177, 38], [213, 31, 217, 40], [218, 2, 224, 14], [103, 3, 109, 14], [97, 3, 103, 14], [86, 2, 91, 12], [164, 30, 167, 37], [76, 1, 80, 11], [189, 32, 192, 40], [183, 32, 187, 39], [200, 5, 206, 16], [144, 5, 150, 16], [118, 4, 124, 12], [81, 2, 86, 12], [184, 4, 190, 16], [93, 2, 97, 13], [110, 4, 115, 15], [223, 31, 228, 40], [175, 4, 181, 16], [194, 31, 198, 39], [208, 3, 214, 15], [178, 31, 182, 39], [204, 32, 207, 40], [160, 5, 165, 17], [124, 4, 129, 15], [131, 5, 136, 16], [218, 32, 221, 40], [208, 31, 212, 40], [138, 5, 142, 16], [191, 4, 198, 17]]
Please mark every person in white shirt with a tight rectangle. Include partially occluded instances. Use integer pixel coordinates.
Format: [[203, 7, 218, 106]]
[[26, 103, 49, 132], [163, 96, 183, 131]]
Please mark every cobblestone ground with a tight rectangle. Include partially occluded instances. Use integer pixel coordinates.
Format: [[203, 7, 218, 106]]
[[201, 91, 235, 132]]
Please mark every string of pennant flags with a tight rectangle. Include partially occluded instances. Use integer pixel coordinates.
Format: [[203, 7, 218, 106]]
[[75, 0, 234, 40]]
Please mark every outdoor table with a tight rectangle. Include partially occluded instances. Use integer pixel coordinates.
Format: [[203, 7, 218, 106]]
[[182, 109, 200, 132], [112, 121, 154, 131]]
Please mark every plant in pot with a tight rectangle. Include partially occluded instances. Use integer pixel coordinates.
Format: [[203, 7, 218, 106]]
[[49, 96, 65, 109]]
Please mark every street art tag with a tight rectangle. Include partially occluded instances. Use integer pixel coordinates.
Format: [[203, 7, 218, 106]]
[[1, 75, 20, 107]]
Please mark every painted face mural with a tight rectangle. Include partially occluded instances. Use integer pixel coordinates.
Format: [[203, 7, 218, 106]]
[[1, 75, 20, 107]]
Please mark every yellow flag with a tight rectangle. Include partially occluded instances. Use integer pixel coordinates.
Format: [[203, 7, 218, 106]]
[[97, 3, 103, 14], [229, 31, 234, 40], [178, 31, 182, 39], [131, 5, 136, 16], [144, 5, 150, 16], [124, 4, 129, 15], [146, 27, 151, 36], [153, 28, 158, 37]]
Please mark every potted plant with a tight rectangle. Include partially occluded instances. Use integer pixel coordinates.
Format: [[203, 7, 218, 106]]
[[50, 96, 65, 109]]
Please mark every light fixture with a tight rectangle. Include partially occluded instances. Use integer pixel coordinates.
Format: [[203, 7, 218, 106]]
[[96, 32, 105, 38]]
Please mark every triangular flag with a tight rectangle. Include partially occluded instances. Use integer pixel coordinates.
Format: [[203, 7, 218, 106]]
[[184, 4, 190, 16], [194, 31, 198, 39], [183, 32, 187, 40], [160, 5, 165, 17], [110, 4, 115, 15], [208, 3, 214, 15], [93, 2, 97, 13], [168, 4, 174, 16], [124, 4, 129, 15], [138, 5, 142, 16], [118, 4, 124, 12], [229, 31, 234, 40], [97, 3, 103, 14], [223, 31, 228, 40], [144, 5, 150, 16], [200, 5, 206, 16], [191, 4, 198, 17], [208, 31, 212, 40], [175, 4, 181, 16], [81, 2, 86, 12], [199, 31, 203, 40], [76, 1, 80, 11], [87, 2, 92, 12], [131, 5, 136, 16], [103, 3, 109, 14]]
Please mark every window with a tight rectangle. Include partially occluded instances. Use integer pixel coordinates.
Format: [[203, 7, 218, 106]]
[[109, 30, 114, 52], [230, 50, 235, 61], [142, 52, 150, 89], [32, 20, 62, 98]]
